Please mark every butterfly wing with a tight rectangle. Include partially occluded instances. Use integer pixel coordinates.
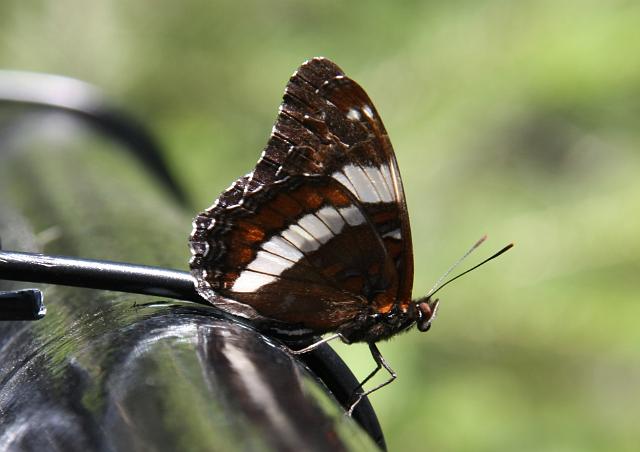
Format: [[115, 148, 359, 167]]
[[190, 57, 414, 333], [190, 175, 397, 333], [252, 57, 414, 311]]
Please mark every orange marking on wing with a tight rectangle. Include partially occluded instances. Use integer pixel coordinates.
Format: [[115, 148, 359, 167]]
[[236, 221, 266, 242], [227, 247, 254, 267], [221, 271, 239, 289], [290, 184, 324, 210], [272, 193, 304, 218], [321, 185, 350, 207], [371, 210, 398, 224], [374, 292, 395, 314], [227, 231, 254, 250]]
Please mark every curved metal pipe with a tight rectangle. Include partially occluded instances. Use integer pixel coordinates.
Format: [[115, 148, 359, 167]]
[[0, 70, 187, 204]]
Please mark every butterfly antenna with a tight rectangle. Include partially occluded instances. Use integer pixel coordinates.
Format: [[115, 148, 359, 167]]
[[427, 240, 514, 298], [425, 235, 488, 298]]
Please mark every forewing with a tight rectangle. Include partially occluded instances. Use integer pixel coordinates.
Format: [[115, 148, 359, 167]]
[[250, 57, 414, 309]]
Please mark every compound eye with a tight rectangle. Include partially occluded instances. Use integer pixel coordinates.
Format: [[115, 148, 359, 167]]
[[416, 300, 437, 332]]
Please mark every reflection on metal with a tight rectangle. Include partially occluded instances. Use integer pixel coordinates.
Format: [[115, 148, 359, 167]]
[[0, 71, 104, 113], [0, 300, 379, 451]]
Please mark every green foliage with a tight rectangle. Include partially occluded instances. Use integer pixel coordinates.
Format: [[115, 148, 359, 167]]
[[2, 1, 639, 450]]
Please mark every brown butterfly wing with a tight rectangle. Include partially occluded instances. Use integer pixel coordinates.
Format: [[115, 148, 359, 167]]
[[190, 176, 397, 333], [254, 57, 413, 309], [190, 57, 414, 331]]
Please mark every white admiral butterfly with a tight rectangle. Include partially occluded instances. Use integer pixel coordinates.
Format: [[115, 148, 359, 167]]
[[189, 57, 511, 413]]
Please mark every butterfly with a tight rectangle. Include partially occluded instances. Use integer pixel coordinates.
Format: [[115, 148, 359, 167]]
[[188, 57, 511, 414]]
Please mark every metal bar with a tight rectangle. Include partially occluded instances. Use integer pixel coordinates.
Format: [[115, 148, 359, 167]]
[[0, 70, 188, 204], [0, 250, 204, 304]]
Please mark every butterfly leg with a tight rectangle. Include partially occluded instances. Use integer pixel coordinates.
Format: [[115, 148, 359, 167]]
[[347, 342, 396, 416], [288, 333, 345, 355], [351, 354, 383, 393]]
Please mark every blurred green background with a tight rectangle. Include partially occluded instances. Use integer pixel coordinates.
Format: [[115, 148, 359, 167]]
[[2, 1, 639, 450]]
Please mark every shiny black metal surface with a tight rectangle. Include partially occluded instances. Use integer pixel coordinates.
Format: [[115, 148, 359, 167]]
[[0, 289, 45, 320], [0, 250, 201, 303], [0, 296, 376, 451]]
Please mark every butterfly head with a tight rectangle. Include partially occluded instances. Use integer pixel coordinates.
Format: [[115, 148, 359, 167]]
[[340, 297, 440, 343], [413, 296, 440, 332]]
